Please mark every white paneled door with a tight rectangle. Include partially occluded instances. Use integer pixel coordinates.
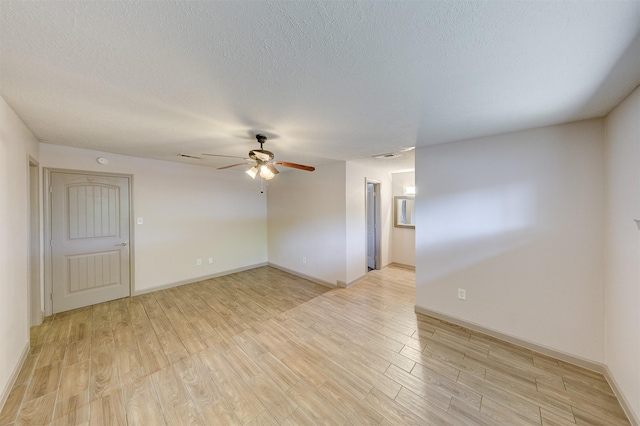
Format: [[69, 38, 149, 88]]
[[50, 172, 131, 313]]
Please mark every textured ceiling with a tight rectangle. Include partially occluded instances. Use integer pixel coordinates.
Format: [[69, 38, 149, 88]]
[[1, 1, 639, 172]]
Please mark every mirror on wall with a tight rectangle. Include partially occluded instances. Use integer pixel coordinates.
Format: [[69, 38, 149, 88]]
[[394, 196, 415, 229]]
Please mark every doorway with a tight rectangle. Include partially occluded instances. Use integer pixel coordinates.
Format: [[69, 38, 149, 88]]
[[366, 179, 381, 271], [45, 170, 132, 314]]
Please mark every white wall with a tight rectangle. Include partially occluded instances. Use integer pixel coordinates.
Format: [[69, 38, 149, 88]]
[[604, 86, 640, 422], [345, 162, 393, 284], [39, 143, 267, 294], [267, 160, 393, 287], [267, 162, 347, 286], [0, 97, 39, 406], [391, 171, 415, 267], [415, 119, 605, 363]]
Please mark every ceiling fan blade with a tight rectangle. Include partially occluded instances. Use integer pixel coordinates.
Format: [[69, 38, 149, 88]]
[[218, 162, 252, 170], [274, 161, 315, 172], [178, 153, 202, 159], [266, 163, 279, 174], [202, 153, 247, 159]]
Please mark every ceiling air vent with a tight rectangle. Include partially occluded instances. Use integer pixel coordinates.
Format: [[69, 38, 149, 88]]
[[372, 153, 402, 159]]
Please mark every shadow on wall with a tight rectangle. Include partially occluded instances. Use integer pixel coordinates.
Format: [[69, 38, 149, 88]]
[[417, 181, 538, 281]]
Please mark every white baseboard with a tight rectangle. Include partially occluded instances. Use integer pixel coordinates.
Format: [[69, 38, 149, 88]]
[[30, 310, 44, 328], [133, 262, 268, 296], [0, 341, 30, 413], [414, 305, 604, 373], [267, 263, 336, 289], [603, 365, 640, 426], [337, 274, 366, 288], [389, 262, 415, 271], [336, 263, 413, 287]]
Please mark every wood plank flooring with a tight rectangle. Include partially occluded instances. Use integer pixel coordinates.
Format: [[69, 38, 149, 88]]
[[0, 266, 631, 425]]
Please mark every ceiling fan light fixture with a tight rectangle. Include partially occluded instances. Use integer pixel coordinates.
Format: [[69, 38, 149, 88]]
[[207, 134, 315, 179], [260, 164, 275, 180], [246, 166, 258, 179]]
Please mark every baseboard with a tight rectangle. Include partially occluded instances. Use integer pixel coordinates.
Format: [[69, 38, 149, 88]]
[[30, 310, 44, 327], [336, 264, 411, 287], [337, 273, 367, 288], [0, 341, 30, 413], [267, 263, 336, 289], [133, 262, 268, 296], [414, 305, 604, 374], [389, 262, 415, 271], [603, 365, 640, 426]]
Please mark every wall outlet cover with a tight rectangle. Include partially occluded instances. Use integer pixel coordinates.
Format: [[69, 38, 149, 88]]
[[458, 288, 466, 300]]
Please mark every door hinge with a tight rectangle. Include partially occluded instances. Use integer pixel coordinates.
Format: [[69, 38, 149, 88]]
[[50, 293, 53, 301]]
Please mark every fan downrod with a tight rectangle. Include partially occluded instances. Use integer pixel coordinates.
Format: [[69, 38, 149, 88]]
[[256, 134, 267, 149]]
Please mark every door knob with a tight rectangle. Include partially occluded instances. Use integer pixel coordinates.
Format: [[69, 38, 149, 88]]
[[115, 242, 129, 247]]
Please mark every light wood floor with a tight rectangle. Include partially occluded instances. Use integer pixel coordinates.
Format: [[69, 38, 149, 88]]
[[0, 266, 630, 425]]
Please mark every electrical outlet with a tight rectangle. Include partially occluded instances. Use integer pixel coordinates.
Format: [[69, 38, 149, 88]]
[[196, 258, 202, 266], [208, 257, 213, 264], [458, 288, 466, 300], [302, 256, 307, 264]]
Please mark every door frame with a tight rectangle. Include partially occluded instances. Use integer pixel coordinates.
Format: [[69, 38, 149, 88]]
[[43, 168, 134, 316], [28, 157, 42, 326], [365, 178, 382, 272]]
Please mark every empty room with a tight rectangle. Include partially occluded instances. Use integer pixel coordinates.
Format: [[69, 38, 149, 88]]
[[1, 1, 639, 425]]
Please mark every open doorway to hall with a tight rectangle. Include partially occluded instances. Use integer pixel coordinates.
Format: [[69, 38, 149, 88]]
[[366, 179, 381, 272], [390, 171, 416, 270]]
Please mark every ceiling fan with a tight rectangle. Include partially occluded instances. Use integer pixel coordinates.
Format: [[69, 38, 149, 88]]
[[198, 134, 315, 180]]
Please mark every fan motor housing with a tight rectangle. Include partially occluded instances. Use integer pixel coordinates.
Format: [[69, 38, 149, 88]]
[[249, 149, 274, 161]]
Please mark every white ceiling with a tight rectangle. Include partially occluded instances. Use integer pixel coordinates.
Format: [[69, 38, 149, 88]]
[[1, 1, 639, 172]]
